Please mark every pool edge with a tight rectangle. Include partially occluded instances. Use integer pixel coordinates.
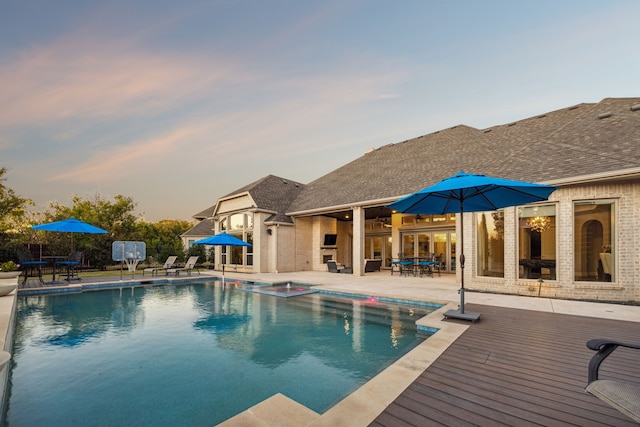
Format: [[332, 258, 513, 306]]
[[217, 303, 468, 427]]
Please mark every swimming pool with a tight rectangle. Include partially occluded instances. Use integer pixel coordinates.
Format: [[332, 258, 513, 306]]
[[4, 281, 437, 426]]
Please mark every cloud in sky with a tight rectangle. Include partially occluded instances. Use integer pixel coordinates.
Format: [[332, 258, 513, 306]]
[[1, 1, 639, 221]]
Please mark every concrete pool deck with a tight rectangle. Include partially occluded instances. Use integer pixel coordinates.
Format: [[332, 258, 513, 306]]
[[6, 270, 640, 426]]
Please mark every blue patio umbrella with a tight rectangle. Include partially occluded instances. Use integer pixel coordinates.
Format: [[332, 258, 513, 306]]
[[193, 232, 252, 282], [32, 218, 109, 234], [32, 217, 108, 252], [388, 171, 557, 322]]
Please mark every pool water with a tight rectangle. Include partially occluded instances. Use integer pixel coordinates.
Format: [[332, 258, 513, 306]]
[[4, 281, 436, 426]]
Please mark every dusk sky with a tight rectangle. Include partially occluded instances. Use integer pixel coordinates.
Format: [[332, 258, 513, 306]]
[[1, 1, 638, 222]]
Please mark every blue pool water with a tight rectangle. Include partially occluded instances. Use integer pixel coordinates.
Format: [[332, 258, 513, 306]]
[[4, 281, 436, 426]]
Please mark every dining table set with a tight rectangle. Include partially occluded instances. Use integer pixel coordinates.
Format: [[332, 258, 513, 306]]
[[391, 255, 441, 278]]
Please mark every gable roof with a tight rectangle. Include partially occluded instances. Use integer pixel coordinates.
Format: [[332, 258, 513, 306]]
[[181, 218, 213, 237], [206, 174, 305, 224], [287, 97, 640, 215]]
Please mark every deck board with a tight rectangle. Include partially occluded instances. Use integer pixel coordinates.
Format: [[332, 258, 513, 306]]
[[370, 303, 640, 427]]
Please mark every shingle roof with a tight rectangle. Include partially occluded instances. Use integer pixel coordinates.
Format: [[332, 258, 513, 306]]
[[222, 174, 305, 224], [181, 218, 213, 237], [287, 97, 640, 214]]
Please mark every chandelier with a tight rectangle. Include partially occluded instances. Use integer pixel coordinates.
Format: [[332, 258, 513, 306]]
[[527, 216, 551, 232]]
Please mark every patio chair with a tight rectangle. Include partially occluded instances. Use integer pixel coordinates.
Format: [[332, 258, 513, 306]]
[[143, 256, 177, 276], [57, 251, 83, 282], [167, 256, 199, 276], [17, 249, 47, 286], [326, 260, 352, 274], [585, 338, 640, 422], [399, 259, 415, 277]]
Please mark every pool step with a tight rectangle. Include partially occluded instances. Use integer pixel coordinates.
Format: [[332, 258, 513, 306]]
[[284, 294, 431, 326]]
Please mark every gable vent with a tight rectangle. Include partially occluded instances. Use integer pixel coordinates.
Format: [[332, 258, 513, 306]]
[[630, 104, 640, 112], [598, 112, 612, 119]]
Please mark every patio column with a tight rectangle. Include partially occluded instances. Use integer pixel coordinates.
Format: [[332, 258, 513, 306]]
[[352, 206, 365, 276]]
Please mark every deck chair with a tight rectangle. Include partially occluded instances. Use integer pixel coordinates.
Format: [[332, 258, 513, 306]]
[[585, 338, 640, 422], [143, 256, 177, 276], [17, 249, 47, 286], [167, 256, 199, 276], [57, 251, 83, 282], [326, 260, 352, 274]]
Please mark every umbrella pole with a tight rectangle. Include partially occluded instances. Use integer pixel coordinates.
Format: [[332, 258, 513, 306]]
[[443, 205, 481, 322], [459, 206, 465, 314]]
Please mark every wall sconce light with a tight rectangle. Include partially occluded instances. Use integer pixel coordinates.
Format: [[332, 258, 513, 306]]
[[267, 228, 272, 235]]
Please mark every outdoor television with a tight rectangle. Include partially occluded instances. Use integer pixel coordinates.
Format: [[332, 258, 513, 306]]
[[323, 234, 337, 246]]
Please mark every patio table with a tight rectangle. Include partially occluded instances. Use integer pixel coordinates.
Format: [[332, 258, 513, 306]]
[[42, 256, 68, 284]]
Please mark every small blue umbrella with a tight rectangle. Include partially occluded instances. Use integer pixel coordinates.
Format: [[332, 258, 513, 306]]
[[388, 171, 557, 321], [193, 232, 252, 247], [193, 232, 252, 282]]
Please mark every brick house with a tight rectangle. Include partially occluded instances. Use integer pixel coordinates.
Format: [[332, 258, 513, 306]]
[[184, 97, 640, 303]]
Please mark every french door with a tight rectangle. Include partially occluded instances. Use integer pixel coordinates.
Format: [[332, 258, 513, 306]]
[[401, 229, 456, 272]]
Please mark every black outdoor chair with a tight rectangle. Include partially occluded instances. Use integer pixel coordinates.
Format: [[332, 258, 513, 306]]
[[17, 249, 46, 286], [585, 338, 640, 422], [57, 252, 83, 282]]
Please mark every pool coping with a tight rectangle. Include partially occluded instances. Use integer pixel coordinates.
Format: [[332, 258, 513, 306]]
[[9, 275, 466, 427], [216, 297, 466, 427]]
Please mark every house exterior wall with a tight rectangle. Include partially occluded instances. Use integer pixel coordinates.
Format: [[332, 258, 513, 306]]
[[274, 224, 297, 273], [465, 181, 640, 303], [294, 217, 313, 271]]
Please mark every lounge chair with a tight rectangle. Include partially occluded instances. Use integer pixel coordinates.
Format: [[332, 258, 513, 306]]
[[167, 256, 199, 276], [326, 260, 352, 274], [143, 256, 177, 276], [364, 259, 382, 272], [585, 338, 640, 422]]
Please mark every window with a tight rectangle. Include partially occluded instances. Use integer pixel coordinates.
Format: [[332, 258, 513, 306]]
[[476, 211, 504, 277], [518, 204, 557, 280], [574, 201, 615, 282], [230, 214, 244, 230], [246, 232, 253, 266], [219, 214, 252, 267]]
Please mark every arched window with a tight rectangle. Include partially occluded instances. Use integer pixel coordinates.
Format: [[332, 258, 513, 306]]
[[574, 201, 614, 282]]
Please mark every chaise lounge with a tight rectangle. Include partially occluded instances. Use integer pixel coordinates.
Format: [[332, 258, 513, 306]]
[[585, 338, 640, 422], [167, 256, 199, 276], [143, 256, 177, 276]]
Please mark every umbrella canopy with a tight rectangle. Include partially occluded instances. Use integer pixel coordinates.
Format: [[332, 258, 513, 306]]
[[193, 232, 252, 247], [193, 232, 252, 282], [32, 217, 109, 254], [388, 171, 557, 321], [389, 172, 558, 215], [32, 218, 109, 234]]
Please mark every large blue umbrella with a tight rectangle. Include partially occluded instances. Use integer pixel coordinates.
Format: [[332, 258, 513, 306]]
[[32, 218, 108, 234], [32, 217, 108, 252], [193, 232, 252, 282], [388, 171, 557, 321]]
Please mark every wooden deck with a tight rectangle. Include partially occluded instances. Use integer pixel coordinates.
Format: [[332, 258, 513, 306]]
[[370, 303, 640, 427]]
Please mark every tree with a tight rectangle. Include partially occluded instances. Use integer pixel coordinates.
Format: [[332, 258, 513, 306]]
[[37, 194, 142, 268], [138, 219, 192, 265], [0, 167, 33, 260]]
